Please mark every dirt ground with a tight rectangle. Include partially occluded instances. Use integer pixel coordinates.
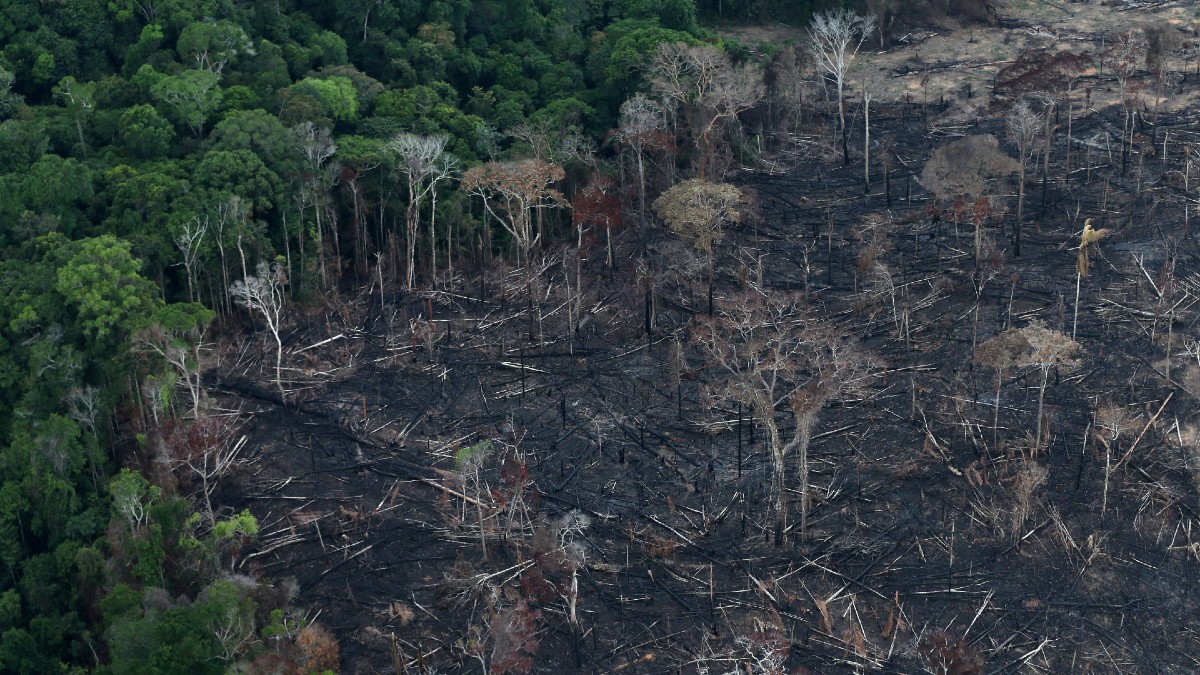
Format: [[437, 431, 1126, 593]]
[[720, 0, 1200, 119]]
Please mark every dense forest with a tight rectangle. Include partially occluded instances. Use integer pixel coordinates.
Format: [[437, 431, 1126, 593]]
[[3, 0, 1199, 672]]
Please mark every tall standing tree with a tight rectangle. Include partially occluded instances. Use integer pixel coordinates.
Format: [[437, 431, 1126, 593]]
[[1012, 320, 1081, 449], [230, 262, 287, 398], [920, 135, 1018, 261], [861, 72, 880, 194], [463, 160, 568, 336], [807, 9, 875, 165], [613, 93, 668, 237], [176, 20, 254, 74], [150, 69, 223, 139], [388, 133, 456, 288], [692, 292, 879, 544], [1006, 101, 1040, 257], [133, 303, 215, 419], [572, 172, 622, 272], [293, 122, 338, 287], [54, 76, 95, 160], [1108, 30, 1148, 177], [171, 211, 207, 303], [648, 43, 764, 179], [652, 179, 742, 315], [0, 66, 24, 120], [1144, 23, 1181, 146]]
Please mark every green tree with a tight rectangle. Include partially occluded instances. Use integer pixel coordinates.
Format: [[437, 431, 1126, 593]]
[[177, 20, 254, 74], [101, 165, 191, 280], [122, 23, 165, 75], [150, 69, 223, 138], [291, 75, 358, 123], [55, 235, 160, 340], [53, 76, 96, 160], [118, 104, 174, 158], [208, 108, 298, 175], [0, 120, 49, 172], [0, 67, 23, 120], [194, 148, 284, 215], [17, 155, 94, 236], [133, 303, 215, 417], [108, 0, 218, 30]]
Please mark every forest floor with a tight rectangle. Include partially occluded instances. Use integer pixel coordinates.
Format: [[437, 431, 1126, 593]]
[[208, 6, 1200, 675]]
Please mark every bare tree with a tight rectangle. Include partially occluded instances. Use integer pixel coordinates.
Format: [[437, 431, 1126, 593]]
[[1095, 402, 1134, 516], [66, 386, 102, 436], [692, 291, 879, 544], [1014, 321, 1081, 450], [648, 43, 764, 179], [508, 117, 556, 162], [389, 133, 449, 288], [463, 159, 568, 337], [427, 152, 458, 283], [995, 50, 1091, 207], [1108, 30, 1148, 177], [173, 212, 208, 303], [571, 171, 622, 272], [652, 179, 742, 315], [861, 72, 881, 194], [975, 328, 1029, 449], [614, 94, 667, 236], [764, 44, 812, 135], [165, 416, 247, 522], [230, 261, 287, 398], [920, 135, 1018, 261], [1144, 23, 1181, 145], [1006, 102, 1040, 257], [807, 9, 875, 165]]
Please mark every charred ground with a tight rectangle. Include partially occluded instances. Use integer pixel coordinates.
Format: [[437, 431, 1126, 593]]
[[213, 24, 1200, 675]]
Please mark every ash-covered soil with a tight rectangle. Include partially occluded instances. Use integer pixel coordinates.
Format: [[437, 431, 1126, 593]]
[[214, 94, 1200, 674]]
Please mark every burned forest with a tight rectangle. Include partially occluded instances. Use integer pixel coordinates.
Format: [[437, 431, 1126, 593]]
[[205, 6, 1200, 674]]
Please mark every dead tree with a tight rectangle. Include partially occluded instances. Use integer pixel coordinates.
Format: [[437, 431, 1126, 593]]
[[920, 135, 1018, 259], [996, 50, 1091, 203], [648, 43, 764, 179], [807, 9, 875, 165], [164, 416, 246, 523], [652, 179, 742, 315], [1145, 23, 1182, 145], [1015, 321, 1081, 450], [173, 213, 207, 303], [764, 44, 812, 135], [1006, 102, 1040, 257], [571, 172, 621, 272], [861, 72, 880, 194], [230, 261, 287, 398], [692, 291, 879, 544], [613, 93, 669, 237], [389, 133, 456, 288], [463, 159, 568, 338], [465, 599, 541, 675], [1108, 30, 1148, 177], [975, 328, 1028, 449]]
